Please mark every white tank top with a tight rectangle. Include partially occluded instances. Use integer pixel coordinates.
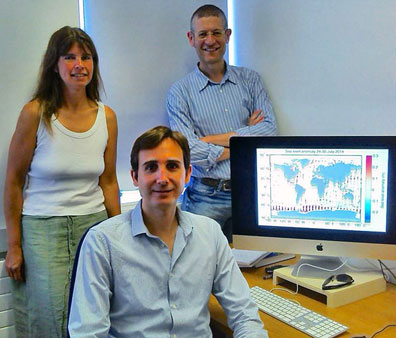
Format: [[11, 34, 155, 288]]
[[23, 102, 108, 216]]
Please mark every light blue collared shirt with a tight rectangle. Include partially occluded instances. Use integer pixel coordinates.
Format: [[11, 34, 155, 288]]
[[68, 201, 268, 338], [167, 63, 278, 179]]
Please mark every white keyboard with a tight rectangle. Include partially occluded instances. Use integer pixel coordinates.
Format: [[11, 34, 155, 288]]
[[250, 286, 348, 338]]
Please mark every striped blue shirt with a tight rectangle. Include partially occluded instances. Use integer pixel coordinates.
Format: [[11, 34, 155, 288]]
[[167, 63, 278, 179]]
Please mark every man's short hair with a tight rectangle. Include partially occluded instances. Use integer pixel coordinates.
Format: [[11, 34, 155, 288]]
[[190, 4, 228, 31], [130, 126, 191, 173]]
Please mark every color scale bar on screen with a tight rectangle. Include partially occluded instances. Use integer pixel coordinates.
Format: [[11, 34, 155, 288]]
[[365, 155, 372, 223]]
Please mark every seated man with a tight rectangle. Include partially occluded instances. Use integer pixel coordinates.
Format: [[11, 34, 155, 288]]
[[68, 126, 268, 337]]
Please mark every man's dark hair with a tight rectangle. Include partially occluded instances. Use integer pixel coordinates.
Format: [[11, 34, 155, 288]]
[[130, 126, 191, 175], [190, 4, 228, 31]]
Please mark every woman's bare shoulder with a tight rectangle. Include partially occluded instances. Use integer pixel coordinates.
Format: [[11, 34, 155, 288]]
[[104, 104, 117, 119], [20, 100, 41, 122]]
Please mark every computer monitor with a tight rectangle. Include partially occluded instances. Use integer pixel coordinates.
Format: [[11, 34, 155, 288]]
[[231, 136, 396, 264]]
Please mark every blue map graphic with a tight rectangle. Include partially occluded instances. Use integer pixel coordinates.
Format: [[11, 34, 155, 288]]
[[272, 157, 362, 222]]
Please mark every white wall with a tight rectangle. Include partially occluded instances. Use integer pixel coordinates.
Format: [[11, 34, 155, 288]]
[[84, 0, 227, 190], [233, 0, 396, 136], [0, 0, 79, 248]]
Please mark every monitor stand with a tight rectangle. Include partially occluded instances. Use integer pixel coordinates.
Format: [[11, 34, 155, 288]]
[[272, 255, 386, 307], [291, 255, 348, 279]]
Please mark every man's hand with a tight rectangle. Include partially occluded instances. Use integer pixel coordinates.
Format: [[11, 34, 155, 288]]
[[199, 109, 265, 152], [5, 246, 24, 281], [248, 109, 265, 126], [200, 132, 236, 147]]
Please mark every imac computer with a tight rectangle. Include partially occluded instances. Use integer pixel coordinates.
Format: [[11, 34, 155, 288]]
[[231, 136, 396, 276]]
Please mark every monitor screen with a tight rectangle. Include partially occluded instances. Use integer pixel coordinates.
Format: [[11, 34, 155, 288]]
[[231, 136, 396, 260]]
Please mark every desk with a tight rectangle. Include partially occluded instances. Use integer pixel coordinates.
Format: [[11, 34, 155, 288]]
[[209, 261, 396, 337]]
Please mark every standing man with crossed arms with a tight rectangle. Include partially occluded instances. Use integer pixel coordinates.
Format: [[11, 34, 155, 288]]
[[167, 5, 278, 241]]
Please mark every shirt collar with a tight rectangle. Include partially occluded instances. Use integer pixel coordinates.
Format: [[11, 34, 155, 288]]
[[130, 200, 194, 237], [130, 200, 148, 236], [176, 206, 194, 237], [194, 62, 237, 91]]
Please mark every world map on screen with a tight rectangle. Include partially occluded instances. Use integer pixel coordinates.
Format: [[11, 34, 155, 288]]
[[270, 156, 362, 222]]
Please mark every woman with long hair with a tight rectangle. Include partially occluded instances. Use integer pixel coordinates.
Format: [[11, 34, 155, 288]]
[[3, 26, 120, 337]]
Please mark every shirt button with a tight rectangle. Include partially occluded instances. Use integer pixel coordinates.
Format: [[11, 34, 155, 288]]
[[225, 108, 228, 112], [206, 168, 209, 172], [220, 89, 223, 93], [172, 304, 177, 309], [170, 272, 174, 277]]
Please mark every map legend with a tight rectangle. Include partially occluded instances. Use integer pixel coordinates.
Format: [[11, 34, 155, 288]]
[[365, 155, 372, 223]]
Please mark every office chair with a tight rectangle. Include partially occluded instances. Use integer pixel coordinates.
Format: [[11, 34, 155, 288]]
[[67, 221, 103, 338]]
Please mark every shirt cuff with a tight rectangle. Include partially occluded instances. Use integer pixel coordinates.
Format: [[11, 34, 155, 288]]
[[206, 144, 224, 170]]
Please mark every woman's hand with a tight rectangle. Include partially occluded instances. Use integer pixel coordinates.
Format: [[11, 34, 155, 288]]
[[5, 246, 24, 281]]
